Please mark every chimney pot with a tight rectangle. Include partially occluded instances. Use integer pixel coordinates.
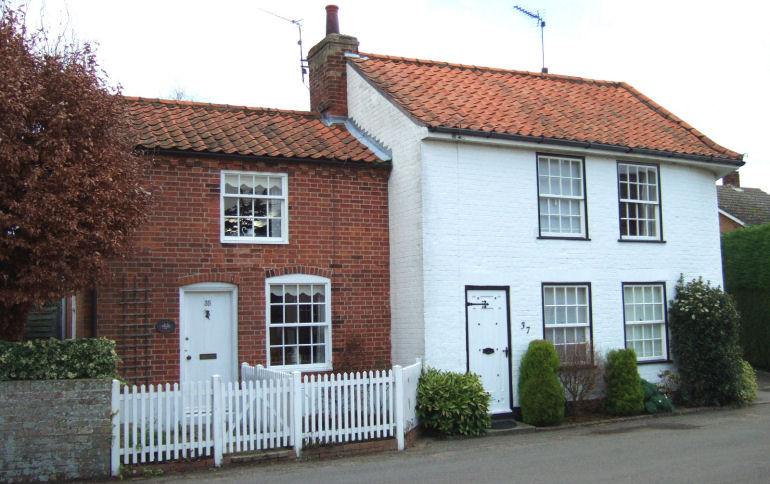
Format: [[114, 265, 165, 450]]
[[326, 5, 340, 35]]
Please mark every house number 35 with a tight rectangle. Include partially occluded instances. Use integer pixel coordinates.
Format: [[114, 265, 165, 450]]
[[204, 300, 212, 320]]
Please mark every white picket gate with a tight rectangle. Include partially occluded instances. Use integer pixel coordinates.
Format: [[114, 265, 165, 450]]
[[302, 370, 395, 444], [110, 359, 422, 476]]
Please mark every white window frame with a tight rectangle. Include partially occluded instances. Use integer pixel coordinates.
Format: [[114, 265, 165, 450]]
[[537, 154, 587, 238], [617, 163, 662, 241], [542, 283, 592, 359], [623, 283, 668, 362], [220, 170, 288, 244], [266, 274, 332, 371]]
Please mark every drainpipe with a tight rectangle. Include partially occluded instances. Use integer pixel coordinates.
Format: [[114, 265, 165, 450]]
[[91, 289, 98, 337], [70, 295, 77, 339]]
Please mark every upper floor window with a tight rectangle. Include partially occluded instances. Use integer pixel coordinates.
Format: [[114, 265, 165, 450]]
[[618, 163, 661, 241], [221, 171, 288, 244], [623, 283, 668, 362], [266, 274, 331, 371], [542, 284, 592, 359], [537, 154, 587, 238]]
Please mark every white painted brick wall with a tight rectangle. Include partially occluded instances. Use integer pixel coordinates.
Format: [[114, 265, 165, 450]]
[[348, 61, 726, 406], [347, 65, 428, 365], [420, 140, 724, 404]]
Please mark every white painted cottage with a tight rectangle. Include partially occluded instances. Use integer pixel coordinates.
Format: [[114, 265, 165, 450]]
[[308, 6, 744, 414]]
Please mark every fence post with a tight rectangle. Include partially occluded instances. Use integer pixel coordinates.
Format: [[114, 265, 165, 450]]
[[393, 365, 405, 451], [292, 371, 303, 457], [110, 380, 120, 477], [211, 375, 223, 467], [240, 362, 248, 382]]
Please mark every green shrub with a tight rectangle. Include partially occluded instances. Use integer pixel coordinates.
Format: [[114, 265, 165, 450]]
[[641, 379, 674, 414], [518, 340, 565, 426], [416, 367, 491, 436], [722, 224, 770, 370], [669, 277, 743, 406], [736, 360, 758, 405], [604, 349, 644, 416], [0, 338, 119, 380]]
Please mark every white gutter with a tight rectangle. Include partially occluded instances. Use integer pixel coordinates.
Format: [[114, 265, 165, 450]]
[[718, 208, 747, 227]]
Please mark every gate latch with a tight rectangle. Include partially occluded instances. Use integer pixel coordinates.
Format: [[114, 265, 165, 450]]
[[482, 347, 495, 355]]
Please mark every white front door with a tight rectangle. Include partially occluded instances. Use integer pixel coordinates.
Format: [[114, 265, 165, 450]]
[[466, 288, 511, 414], [180, 283, 237, 384]]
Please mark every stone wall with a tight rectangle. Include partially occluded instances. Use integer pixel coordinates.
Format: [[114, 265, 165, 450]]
[[0, 379, 112, 481]]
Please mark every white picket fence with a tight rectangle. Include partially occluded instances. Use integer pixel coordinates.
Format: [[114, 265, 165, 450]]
[[111, 359, 422, 475]]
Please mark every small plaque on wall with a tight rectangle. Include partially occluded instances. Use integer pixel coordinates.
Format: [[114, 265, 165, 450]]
[[156, 319, 176, 333]]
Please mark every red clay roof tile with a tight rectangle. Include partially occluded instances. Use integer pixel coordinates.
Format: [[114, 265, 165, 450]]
[[124, 97, 383, 164], [349, 54, 741, 162]]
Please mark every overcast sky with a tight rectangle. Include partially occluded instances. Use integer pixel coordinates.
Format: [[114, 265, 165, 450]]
[[22, 0, 770, 191]]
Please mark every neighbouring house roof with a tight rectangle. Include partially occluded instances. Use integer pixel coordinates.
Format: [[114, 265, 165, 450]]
[[717, 185, 770, 226], [124, 97, 384, 164], [348, 54, 742, 165]]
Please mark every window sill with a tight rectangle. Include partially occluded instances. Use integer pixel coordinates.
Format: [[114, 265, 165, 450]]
[[220, 238, 289, 245], [617, 239, 666, 244], [268, 363, 332, 372], [538, 236, 591, 241], [636, 358, 672, 365]]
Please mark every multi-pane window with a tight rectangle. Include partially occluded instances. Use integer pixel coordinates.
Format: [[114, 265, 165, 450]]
[[221, 171, 287, 243], [623, 283, 667, 361], [542, 284, 591, 358], [537, 155, 586, 237], [267, 275, 331, 370], [618, 163, 661, 240]]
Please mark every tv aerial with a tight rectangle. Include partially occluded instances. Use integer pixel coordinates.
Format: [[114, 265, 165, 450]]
[[258, 8, 309, 86], [513, 5, 547, 73]]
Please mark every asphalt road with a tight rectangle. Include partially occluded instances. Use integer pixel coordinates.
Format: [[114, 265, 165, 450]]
[[126, 402, 770, 484]]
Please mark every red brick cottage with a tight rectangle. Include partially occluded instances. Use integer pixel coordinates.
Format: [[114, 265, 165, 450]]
[[92, 99, 391, 385]]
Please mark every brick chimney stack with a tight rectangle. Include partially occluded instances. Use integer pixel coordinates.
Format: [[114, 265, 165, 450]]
[[307, 5, 359, 117], [723, 172, 740, 187]]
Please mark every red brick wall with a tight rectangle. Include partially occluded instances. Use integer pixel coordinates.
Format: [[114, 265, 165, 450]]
[[719, 212, 743, 233], [96, 153, 391, 384]]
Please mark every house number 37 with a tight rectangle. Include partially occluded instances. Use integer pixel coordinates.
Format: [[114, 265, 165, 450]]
[[520, 321, 530, 334]]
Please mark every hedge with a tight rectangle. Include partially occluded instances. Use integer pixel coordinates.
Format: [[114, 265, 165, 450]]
[[0, 338, 119, 380], [722, 223, 770, 369]]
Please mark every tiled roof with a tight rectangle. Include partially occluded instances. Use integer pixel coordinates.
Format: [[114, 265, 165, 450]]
[[717, 185, 770, 226], [124, 97, 383, 164], [349, 54, 742, 163]]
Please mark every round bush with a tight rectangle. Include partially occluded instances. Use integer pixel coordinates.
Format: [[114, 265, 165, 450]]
[[736, 360, 758, 405], [641, 379, 674, 414], [518, 340, 565, 426], [669, 277, 743, 406], [605, 349, 644, 416], [416, 367, 491, 436]]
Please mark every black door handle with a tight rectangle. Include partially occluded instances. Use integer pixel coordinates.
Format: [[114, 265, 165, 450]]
[[186, 355, 192, 360], [482, 347, 495, 354]]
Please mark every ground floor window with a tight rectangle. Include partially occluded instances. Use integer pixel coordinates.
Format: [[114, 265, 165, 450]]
[[623, 283, 668, 361], [266, 274, 331, 370], [542, 284, 592, 359]]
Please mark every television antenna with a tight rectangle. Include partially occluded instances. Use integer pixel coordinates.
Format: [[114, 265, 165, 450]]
[[258, 8, 309, 85], [513, 5, 547, 73]]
